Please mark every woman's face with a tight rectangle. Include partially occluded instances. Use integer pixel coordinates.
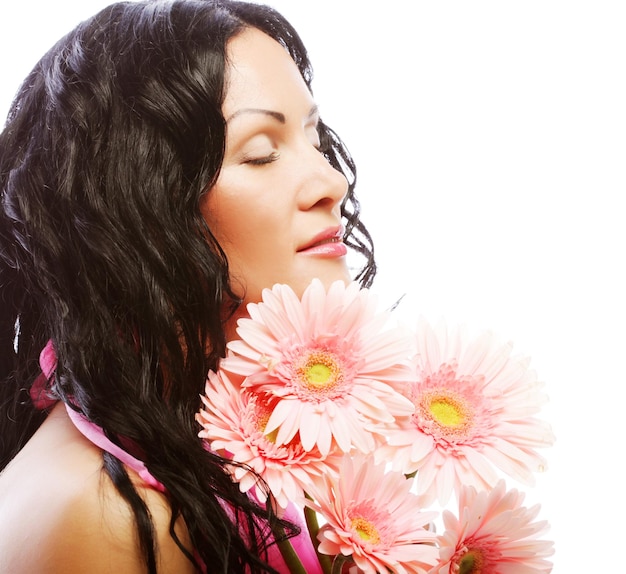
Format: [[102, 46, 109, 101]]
[[201, 28, 351, 320]]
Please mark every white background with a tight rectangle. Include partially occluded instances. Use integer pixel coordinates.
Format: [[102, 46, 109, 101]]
[[2, 1, 625, 572]]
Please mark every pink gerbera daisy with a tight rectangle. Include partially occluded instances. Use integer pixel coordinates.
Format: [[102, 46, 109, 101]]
[[196, 369, 340, 509], [431, 480, 554, 573], [221, 279, 415, 456], [377, 319, 555, 506], [305, 454, 439, 574]]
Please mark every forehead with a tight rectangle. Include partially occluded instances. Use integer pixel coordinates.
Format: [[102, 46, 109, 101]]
[[222, 27, 313, 117]]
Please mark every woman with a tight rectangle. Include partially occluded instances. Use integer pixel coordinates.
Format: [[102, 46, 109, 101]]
[[0, 1, 375, 572]]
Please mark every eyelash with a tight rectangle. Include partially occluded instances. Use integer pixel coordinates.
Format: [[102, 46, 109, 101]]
[[244, 151, 280, 166], [242, 133, 330, 166]]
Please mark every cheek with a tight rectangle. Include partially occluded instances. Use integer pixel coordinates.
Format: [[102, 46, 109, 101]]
[[208, 178, 292, 240], [200, 187, 245, 249], [201, 187, 290, 272]]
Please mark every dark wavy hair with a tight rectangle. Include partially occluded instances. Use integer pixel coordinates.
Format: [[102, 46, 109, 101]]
[[0, 0, 375, 572]]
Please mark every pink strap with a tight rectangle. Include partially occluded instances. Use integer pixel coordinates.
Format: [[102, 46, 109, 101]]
[[34, 340, 163, 492], [39, 339, 57, 378], [65, 403, 166, 493], [30, 339, 59, 409]]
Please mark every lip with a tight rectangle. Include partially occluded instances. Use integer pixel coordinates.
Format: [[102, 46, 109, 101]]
[[297, 225, 347, 257]]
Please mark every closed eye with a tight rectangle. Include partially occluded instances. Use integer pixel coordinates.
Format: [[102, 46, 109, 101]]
[[243, 151, 280, 166]]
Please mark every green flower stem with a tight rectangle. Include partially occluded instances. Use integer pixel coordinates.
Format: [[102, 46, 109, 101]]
[[273, 524, 308, 574], [331, 554, 350, 574], [304, 503, 333, 574]]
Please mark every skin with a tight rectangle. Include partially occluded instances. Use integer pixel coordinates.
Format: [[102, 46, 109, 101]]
[[0, 403, 195, 574], [203, 27, 352, 336], [0, 27, 351, 572]]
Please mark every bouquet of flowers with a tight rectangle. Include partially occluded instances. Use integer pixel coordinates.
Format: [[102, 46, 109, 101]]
[[197, 279, 555, 573]]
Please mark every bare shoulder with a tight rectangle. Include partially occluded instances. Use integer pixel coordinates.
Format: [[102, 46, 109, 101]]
[[0, 404, 197, 574]]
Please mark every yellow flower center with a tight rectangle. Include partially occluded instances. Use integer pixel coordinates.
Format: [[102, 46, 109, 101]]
[[416, 386, 475, 442], [307, 363, 332, 386], [297, 351, 342, 390], [351, 517, 381, 545], [458, 548, 485, 574], [429, 397, 464, 426]]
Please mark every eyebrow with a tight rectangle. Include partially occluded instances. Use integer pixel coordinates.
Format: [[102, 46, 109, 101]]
[[226, 105, 319, 124]]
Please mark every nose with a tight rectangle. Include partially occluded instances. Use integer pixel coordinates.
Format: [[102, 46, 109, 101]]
[[297, 145, 349, 212]]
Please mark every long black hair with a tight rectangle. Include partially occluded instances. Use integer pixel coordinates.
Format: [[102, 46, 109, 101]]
[[0, 0, 375, 572]]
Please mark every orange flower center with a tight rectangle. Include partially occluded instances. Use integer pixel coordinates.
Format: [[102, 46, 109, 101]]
[[252, 402, 279, 443], [351, 516, 381, 545]]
